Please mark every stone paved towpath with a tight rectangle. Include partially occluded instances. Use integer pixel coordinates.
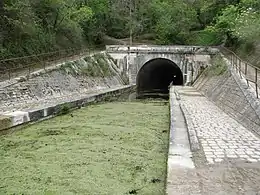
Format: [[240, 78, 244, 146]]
[[167, 86, 260, 195], [176, 86, 260, 164]]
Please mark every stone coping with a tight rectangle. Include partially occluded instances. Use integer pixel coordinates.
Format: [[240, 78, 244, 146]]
[[106, 45, 220, 55], [0, 85, 133, 131], [173, 88, 200, 152], [179, 103, 200, 152]]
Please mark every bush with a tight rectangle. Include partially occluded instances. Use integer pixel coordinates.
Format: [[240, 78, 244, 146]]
[[58, 104, 71, 115], [188, 30, 223, 46], [204, 56, 228, 76]]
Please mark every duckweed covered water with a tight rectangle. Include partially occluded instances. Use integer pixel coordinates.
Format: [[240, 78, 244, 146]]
[[0, 101, 169, 195]]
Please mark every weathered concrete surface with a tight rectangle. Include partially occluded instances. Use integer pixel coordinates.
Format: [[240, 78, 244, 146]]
[[106, 45, 217, 85], [167, 161, 260, 195], [167, 86, 195, 194], [106, 45, 219, 54], [168, 87, 194, 168]]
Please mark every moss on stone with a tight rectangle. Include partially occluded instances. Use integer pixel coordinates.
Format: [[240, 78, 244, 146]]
[[107, 53, 117, 64], [59, 53, 117, 77], [81, 53, 115, 77], [0, 116, 12, 131], [83, 56, 92, 63], [81, 64, 99, 77]]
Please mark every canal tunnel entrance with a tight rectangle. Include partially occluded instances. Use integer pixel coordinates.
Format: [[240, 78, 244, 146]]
[[137, 58, 183, 98]]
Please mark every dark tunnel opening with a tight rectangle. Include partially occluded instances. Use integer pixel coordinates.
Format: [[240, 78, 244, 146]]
[[137, 58, 183, 98]]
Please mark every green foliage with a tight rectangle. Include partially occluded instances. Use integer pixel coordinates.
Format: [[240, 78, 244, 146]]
[[58, 103, 71, 115], [204, 55, 228, 76], [151, 0, 197, 44], [233, 10, 260, 42], [0, 116, 12, 130], [207, 0, 260, 49], [240, 0, 260, 9], [188, 30, 223, 46], [0, 0, 259, 60], [0, 0, 93, 59], [61, 54, 115, 77], [238, 41, 256, 55]]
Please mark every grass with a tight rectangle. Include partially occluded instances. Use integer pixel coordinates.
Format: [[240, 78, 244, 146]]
[[0, 101, 169, 195], [204, 55, 228, 77], [60, 53, 115, 78], [187, 30, 222, 46]]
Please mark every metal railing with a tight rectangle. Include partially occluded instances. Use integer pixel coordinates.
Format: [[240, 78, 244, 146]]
[[220, 47, 260, 98], [0, 46, 102, 82]]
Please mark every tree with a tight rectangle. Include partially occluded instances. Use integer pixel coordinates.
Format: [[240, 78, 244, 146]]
[[0, 0, 93, 59], [1, 0, 259, 60], [150, 0, 197, 44]]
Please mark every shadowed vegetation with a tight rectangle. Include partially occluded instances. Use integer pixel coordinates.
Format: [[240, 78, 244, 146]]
[[1, 0, 260, 61]]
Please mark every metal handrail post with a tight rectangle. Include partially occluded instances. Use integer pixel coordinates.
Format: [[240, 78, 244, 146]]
[[8, 69, 11, 80], [231, 54, 234, 67], [232, 54, 234, 68], [233, 55, 236, 70], [239, 59, 242, 78], [245, 63, 249, 87], [237, 57, 239, 72], [28, 66, 31, 77]]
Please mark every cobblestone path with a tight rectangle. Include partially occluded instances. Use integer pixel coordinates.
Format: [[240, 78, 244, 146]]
[[176, 86, 260, 164]]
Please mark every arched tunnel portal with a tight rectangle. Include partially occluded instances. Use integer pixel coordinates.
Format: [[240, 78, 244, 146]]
[[136, 58, 183, 97]]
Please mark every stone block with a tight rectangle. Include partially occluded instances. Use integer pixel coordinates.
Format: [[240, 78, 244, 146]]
[[28, 109, 44, 121], [5, 111, 30, 127], [45, 106, 56, 116]]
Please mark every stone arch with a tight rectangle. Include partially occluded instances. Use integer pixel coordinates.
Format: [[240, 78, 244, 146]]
[[136, 58, 183, 96]]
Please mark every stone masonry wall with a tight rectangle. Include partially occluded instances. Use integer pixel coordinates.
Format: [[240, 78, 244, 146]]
[[193, 69, 260, 136], [0, 52, 126, 113]]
